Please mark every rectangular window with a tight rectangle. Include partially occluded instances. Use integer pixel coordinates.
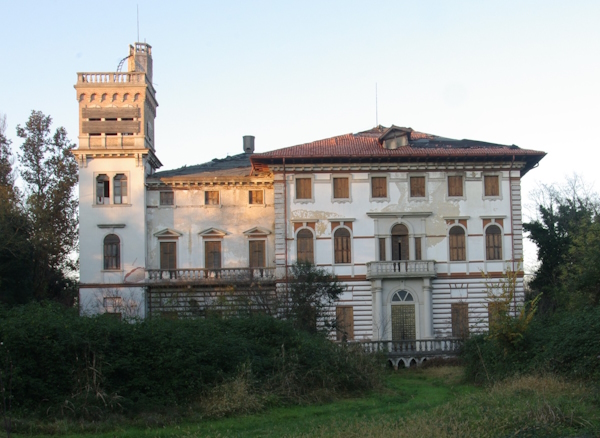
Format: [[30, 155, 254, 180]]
[[333, 177, 349, 199], [296, 178, 312, 200], [96, 175, 110, 205], [248, 190, 264, 205], [113, 174, 128, 204], [160, 192, 174, 206], [371, 177, 387, 198], [451, 303, 469, 338], [410, 176, 426, 197], [205, 191, 220, 205], [484, 175, 499, 197], [160, 242, 177, 270], [415, 237, 422, 260], [249, 240, 266, 268], [488, 301, 507, 329], [448, 175, 463, 197], [205, 241, 221, 270], [378, 238, 386, 261], [336, 306, 354, 341]]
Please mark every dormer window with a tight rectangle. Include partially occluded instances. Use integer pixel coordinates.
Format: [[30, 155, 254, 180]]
[[378, 126, 413, 150]]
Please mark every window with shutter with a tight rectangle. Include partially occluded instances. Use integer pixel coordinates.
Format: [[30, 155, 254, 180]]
[[248, 190, 264, 205], [333, 177, 349, 199], [249, 240, 266, 267], [296, 178, 312, 200], [113, 174, 128, 204], [484, 175, 499, 196], [485, 225, 502, 260], [410, 176, 426, 197], [160, 242, 177, 270], [334, 228, 351, 264], [371, 177, 387, 198], [205, 191, 220, 205], [451, 303, 469, 338], [103, 234, 120, 270], [205, 241, 221, 269], [297, 229, 314, 263], [96, 174, 110, 204], [449, 226, 466, 261], [448, 175, 463, 197], [336, 306, 354, 341], [160, 192, 174, 205]]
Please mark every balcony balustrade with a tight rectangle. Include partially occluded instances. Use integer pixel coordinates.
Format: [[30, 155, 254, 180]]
[[146, 267, 276, 283], [366, 260, 436, 279]]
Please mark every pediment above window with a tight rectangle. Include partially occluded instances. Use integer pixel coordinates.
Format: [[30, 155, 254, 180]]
[[198, 227, 228, 237], [243, 226, 271, 236], [153, 228, 183, 238]]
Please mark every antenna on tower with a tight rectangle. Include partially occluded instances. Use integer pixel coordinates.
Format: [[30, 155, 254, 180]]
[[375, 83, 379, 127], [137, 4, 140, 42]]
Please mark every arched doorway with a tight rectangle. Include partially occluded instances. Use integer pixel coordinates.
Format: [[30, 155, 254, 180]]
[[391, 224, 409, 260], [391, 290, 416, 341]]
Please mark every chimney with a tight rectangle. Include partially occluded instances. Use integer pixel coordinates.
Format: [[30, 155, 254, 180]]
[[243, 135, 255, 154]]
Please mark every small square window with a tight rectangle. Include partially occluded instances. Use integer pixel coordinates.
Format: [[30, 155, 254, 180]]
[[249, 190, 264, 205], [410, 176, 426, 198], [296, 178, 312, 200], [371, 177, 387, 198], [160, 192, 174, 206], [484, 175, 499, 197], [448, 176, 463, 197], [205, 191, 220, 205], [333, 177, 349, 199]]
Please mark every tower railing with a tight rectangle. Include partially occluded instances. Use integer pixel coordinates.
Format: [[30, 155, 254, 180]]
[[77, 72, 147, 84]]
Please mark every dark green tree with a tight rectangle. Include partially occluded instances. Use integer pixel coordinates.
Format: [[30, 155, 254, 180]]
[[284, 262, 344, 334], [17, 111, 78, 304], [0, 114, 34, 305]]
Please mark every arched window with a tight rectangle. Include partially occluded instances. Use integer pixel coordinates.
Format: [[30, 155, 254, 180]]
[[90, 93, 96, 102], [113, 174, 128, 204], [449, 226, 466, 261], [485, 225, 502, 260], [112, 93, 118, 102], [392, 224, 409, 260], [96, 174, 109, 204], [334, 228, 351, 264], [297, 229, 314, 263], [391, 290, 416, 341], [104, 234, 120, 270]]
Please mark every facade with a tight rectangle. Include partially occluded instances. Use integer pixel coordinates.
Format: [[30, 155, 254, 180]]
[[75, 43, 545, 341]]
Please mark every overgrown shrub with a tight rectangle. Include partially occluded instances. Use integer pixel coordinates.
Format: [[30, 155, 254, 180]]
[[0, 303, 382, 418]]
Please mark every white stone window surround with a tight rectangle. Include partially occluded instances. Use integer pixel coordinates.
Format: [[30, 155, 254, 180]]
[[248, 188, 266, 207], [446, 172, 466, 201], [408, 173, 429, 201], [203, 189, 222, 208], [97, 225, 125, 272], [293, 175, 315, 203], [331, 174, 352, 203], [159, 191, 175, 207], [369, 174, 390, 202], [294, 225, 316, 264], [446, 220, 469, 263], [482, 218, 505, 261], [482, 172, 503, 200], [93, 171, 131, 207], [329, 220, 355, 266]]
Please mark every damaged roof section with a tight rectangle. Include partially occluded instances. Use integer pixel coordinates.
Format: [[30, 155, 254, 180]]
[[152, 153, 252, 178]]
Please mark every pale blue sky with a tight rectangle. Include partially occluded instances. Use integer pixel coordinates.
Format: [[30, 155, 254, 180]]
[[1, 1, 600, 267]]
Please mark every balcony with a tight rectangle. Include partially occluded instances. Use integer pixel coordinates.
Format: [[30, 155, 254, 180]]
[[146, 267, 276, 284], [357, 338, 462, 368], [366, 260, 436, 280]]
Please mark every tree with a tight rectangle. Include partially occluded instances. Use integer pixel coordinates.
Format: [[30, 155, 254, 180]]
[[283, 262, 344, 334], [16, 111, 78, 304], [0, 114, 34, 306]]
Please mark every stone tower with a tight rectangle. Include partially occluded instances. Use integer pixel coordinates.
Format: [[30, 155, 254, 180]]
[[73, 43, 162, 318]]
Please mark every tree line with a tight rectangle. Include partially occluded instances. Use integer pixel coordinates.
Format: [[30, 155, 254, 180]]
[[0, 111, 78, 306]]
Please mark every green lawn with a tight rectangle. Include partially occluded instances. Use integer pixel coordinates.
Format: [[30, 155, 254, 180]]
[[13, 367, 600, 438]]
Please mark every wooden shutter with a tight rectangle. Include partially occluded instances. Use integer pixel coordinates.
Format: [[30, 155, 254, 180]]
[[410, 177, 425, 197], [205, 241, 221, 269], [103, 234, 120, 270], [249, 190, 263, 204], [249, 240, 265, 267], [336, 307, 354, 341], [449, 226, 466, 261], [372, 177, 387, 198], [160, 242, 177, 270], [296, 178, 311, 199], [485, 225, 502, 260], [415, 237, 422, 260], [297, 229, 314, 263], [484, 175, 499, 196], [448, 176, 463, 197], [205, 191, 219, 205], [451, 303, 469, 338], [333, 177, 349, 199], [334, 228, 351, 263]]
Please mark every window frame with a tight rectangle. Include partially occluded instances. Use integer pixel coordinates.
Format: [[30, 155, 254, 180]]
[[159, 191, 174, 206], [333, 226, 352, 265], [204, 190, 220, 206], [483, 174, 501, 199], [96, 174, 110, 205], [159, 241, 177, 270], [448, 225, 467, 262], [336, 306, 354, 341], [113, 174, 128, 205], [409, 175, 427, 199], [103, 234, 121, 271], [248, 189, 264, 205], [248, 239, 267, 268], [296, 228, 315, 264], [485, 224, 503, 261], [294, 176, 314, 202], [331, 175, 351, 202], [447, 174, 465, 198], [94, 171, 130, 206], [204, 240, 222, 270], [370, 175, 389, 201]]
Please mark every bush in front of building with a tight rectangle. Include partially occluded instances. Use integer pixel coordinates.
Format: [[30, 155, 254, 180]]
[[0, 302, 382, 419]]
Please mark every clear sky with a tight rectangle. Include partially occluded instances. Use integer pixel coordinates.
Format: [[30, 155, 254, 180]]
[[1, 0, 599, 270]]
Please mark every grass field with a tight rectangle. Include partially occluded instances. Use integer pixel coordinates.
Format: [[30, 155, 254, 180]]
[[12, 366, 600, 438]]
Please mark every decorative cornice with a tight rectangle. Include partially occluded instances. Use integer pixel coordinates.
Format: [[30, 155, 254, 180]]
[[367, 211, 432, 218]]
